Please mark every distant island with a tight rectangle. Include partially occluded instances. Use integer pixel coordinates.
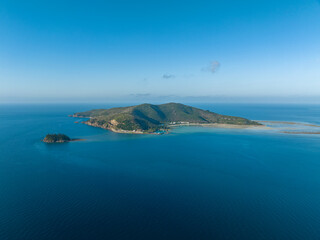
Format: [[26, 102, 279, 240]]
[[43, 134, 85, 143], [72, 103, 262, 134]]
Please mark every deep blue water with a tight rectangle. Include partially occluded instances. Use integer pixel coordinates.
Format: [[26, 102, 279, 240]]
[[1, 103, 320, 240]]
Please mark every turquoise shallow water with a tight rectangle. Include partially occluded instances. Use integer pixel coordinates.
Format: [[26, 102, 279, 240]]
[[1, 103, 320, 240]]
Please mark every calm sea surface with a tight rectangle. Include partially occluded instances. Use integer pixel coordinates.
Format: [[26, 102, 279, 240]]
[[1, 103, 320, 240]]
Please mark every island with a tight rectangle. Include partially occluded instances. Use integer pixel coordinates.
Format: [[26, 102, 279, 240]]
[[42, 134, 85, 143], [72, 103, 262, 134], [43, 134, 71, 143]]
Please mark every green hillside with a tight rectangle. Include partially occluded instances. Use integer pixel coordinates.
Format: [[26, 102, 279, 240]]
[[73, 103, 261, 133]]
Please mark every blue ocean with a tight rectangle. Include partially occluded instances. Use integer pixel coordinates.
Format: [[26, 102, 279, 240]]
[[1, 103, 320, 240]]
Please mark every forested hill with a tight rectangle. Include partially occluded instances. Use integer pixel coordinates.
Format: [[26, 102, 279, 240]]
[[73, 103, 261, 133]]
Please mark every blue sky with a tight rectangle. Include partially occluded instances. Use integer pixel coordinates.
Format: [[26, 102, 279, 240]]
[[1, 0, 320, 103]]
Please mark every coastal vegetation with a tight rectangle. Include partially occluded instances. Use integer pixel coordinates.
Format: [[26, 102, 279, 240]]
[[73, 103, 261, 134]]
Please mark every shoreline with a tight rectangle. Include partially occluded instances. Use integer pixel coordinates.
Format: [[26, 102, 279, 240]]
[[72, 116, 320, 135], [85, 121, 167, 135], [169, 123, 270, 130], [81, 120, 268, 135]]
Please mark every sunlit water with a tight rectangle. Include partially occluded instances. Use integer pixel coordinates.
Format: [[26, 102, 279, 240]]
[[1, 103, 320, 240]]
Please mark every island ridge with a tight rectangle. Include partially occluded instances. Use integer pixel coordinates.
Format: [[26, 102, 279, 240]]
[[72, 103, 262, 134]]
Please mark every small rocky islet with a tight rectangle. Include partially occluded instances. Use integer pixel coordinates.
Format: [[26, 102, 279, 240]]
[[43, 134, 72, 143]]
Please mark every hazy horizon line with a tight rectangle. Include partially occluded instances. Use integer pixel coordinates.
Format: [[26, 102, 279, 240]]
[[2, 94, 320, 104]]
